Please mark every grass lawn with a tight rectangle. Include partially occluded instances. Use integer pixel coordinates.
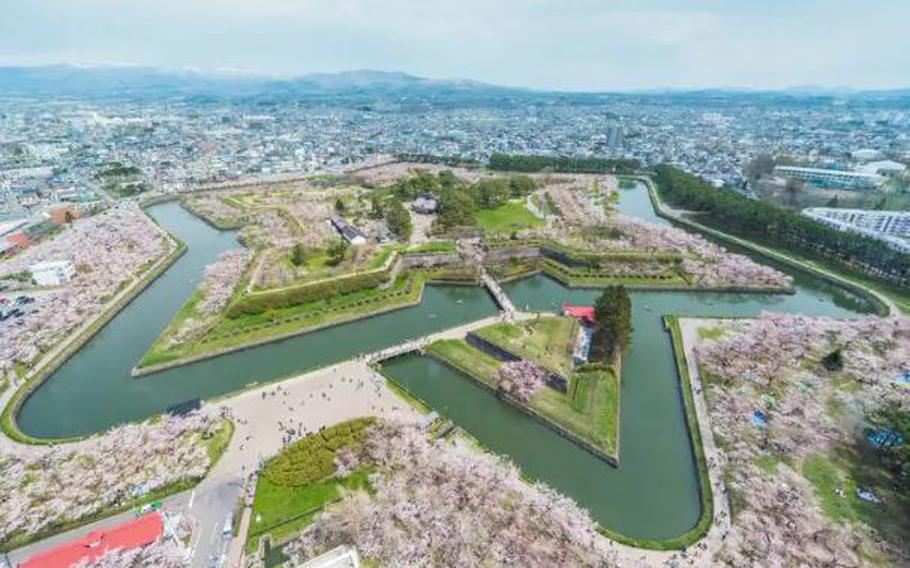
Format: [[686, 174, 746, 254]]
[[407, 240, 456, 254], [205, 420, 235, 464], [475, 200, 544, 234], [531, 367, 619, 456], [426, 336, 620, 459], [541, 258, 689, 288], [139, 289, 206, 366], [138, 272, 426, 368], [803, 447, 910, 549], [473, 316, 577, 376], [261, 245, 396, 290], [696, 325, 728, 341], [246, 468, 371, 552], [425, 339, 503, 388]]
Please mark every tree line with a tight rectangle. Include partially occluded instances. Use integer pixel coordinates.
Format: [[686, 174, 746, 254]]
[[395, 153, 481, 167], [590, 286, 632, 363], [385, 170, 537, 231], [488, 153, 640, 174], [653, 165, 910, 286]]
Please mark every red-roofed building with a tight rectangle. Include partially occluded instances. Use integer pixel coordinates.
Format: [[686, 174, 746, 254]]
[[562, 304, 596, 325], [19, 512, 163, 568]]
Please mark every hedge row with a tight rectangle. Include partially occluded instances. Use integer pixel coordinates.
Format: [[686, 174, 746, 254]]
[[227, 269, 390, 317], [206, 275, 418, 343], [542, 259, 679, 281], [487, 238, 682, 264], [263, 417, 375, 487]]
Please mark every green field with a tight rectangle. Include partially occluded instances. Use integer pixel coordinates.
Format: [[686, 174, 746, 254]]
[[541, 258, 690, 288], [246, 467, 371, 553], [425, 318, 620, 459], [472, 316, 577, 375], [138, 272, 427, 369], [425, 339, 502, 387], [407, 240, 456, 254], [246, 418, 375, 552], [532, 366, 619, 456], [802, 447, 910, 549], [475, 200, 544, 234]]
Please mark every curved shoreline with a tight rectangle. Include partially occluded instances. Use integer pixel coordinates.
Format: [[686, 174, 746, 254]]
[[0, 176, 884, 556], [132, 286, 426, 377], [1, 204, 188, 445]]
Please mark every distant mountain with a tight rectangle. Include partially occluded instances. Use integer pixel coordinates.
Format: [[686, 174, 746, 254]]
[[0, 65, 515, 100], [0, 64, 278, 99], [0, 64, 907, 102]]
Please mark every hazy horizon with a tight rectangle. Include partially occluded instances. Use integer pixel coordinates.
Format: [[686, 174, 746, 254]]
[[2, 0, 908, 92]]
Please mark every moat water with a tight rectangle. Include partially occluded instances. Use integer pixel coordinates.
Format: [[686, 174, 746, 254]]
[[17, 183, 873, 540]]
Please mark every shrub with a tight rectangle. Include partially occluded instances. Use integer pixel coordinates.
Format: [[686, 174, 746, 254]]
[[262, 418, 375, 487]]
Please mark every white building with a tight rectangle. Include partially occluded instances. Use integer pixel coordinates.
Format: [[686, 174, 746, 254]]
[[412, 194, 438, 214], [774, 166, 883, 190], [297, 545, 360, 568], [860, 160, 906, 178], [852, 149, 884, 162], [330, 217, 367, 246], [803, 208, 910, 253], [30, 260, 75, 286]]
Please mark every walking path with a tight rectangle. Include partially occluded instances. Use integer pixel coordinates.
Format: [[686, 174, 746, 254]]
[[364, 312, 528, 363], [189, 359, 424, 568], [0, 229, 180, 455], [479, 267, 516, 315], [643, 177, 900, 317]]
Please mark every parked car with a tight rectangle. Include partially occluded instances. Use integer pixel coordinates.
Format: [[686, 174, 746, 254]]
[[222, 513, 234, 539]]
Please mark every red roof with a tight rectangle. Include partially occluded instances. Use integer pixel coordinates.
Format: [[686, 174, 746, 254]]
[[562, 304, 596, 324], [20, 512, 163, 568]]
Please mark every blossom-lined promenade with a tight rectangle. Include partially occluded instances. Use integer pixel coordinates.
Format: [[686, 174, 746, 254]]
[[0, 203, 176, 386]]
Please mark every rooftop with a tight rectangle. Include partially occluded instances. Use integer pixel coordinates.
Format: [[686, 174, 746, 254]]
[[20, 512, 163, 568]]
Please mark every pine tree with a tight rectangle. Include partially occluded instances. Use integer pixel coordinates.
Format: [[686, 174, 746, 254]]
[[591, 285, 631, 363]]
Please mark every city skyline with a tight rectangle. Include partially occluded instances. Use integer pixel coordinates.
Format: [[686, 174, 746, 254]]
[[2, 0, 909, 92]]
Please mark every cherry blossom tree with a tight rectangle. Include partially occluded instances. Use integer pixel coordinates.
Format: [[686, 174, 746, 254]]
[[287, 420, 618, 567], [0, 412, 221, 541], [497, 360, 548, 402]]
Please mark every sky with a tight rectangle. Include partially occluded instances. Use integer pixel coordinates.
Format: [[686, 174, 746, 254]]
[[1, 0, 908, 91]]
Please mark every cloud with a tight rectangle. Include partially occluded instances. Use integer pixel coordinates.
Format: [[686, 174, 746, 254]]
[[0, 0, 906, 90]]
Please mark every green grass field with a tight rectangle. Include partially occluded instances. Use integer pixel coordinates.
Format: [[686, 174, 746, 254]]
[[532, 366, 619, 456], [426, 324, 620, 459], [473, 316, 577, 375], [425, 339, 502, 388], [246, 468, 371, 553], [407, 240, 456, 254], [802, 447, 910, 549], [475, 200, 544, 234], [138, 272, 427, 368]]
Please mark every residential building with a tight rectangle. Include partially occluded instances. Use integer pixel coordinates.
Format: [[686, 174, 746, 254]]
[[860, 160, 906, 178], [47, 204, 80, 226], [803, 208, 910, 253], [0, 240, 16, 258], [774, 166, 883, 189], [330, 217, 367, 246]]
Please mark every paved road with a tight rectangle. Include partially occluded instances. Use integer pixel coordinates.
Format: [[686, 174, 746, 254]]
[[4, 309, 531, 567]]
